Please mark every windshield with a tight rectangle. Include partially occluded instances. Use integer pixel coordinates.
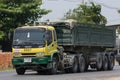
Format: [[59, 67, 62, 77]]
[[13, 28, 46, 47]]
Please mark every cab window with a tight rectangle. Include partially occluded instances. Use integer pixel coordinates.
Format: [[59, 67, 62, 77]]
[[53, 30, 57, 41], [47, 30, 52, 45]]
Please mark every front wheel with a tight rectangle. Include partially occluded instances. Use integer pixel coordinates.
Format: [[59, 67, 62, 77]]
[[16, 68, 25, 75], [48, 57, 58, 75]]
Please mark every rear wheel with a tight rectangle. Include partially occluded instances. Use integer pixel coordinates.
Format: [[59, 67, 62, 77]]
[[108, 55, 114, 70], [96, 54, 103, 71], [65, 56, 78, 73], [102, 55, 108, 71], [71, 57, 78, 73], [78, 56, 85, 72], [16, 68, 25, 75]]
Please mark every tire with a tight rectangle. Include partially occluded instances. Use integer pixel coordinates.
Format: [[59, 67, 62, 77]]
[[102, 55, 108, 71], [65, 57, 78, 73], [85, 64, 89, 71], [108, 55, 114, 70], [48, 57, 58, 75], [96, 54, 103, 71], [71, 57, 78, 73], [78, 56, 85, 72], [16, 68, 25, 75]]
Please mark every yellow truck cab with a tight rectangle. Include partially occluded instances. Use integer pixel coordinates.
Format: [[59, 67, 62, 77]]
[[12, 25, 59, 75]]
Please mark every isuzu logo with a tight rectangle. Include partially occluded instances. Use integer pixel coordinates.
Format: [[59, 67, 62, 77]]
[[24, 48, 31, 52]]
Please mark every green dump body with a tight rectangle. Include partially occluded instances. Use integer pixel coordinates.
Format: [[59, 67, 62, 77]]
[[54, 23, 116, 48]]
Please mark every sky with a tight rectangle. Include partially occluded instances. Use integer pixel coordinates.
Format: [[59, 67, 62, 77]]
[[41, 0, 120, 25]]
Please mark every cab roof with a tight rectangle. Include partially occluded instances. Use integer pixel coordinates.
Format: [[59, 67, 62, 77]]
[[16, 25, 55, 31]]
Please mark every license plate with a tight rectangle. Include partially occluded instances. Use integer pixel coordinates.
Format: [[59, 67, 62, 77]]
[[24, 58, 32, 62]]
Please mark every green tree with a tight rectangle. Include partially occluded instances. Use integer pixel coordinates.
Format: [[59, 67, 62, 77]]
[[64, 2, 107, 24], [0, 0, 51, 51], [118, 9, 120, 14]]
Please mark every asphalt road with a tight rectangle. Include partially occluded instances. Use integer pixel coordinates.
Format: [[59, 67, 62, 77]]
[[0, 65, 120, 80]]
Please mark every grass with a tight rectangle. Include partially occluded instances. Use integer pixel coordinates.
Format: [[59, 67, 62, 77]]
[[0, 67, 14, 72]]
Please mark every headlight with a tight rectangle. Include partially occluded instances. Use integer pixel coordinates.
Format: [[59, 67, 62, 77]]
[[14, 52, 21, 57], [36, 52, 44, 57]]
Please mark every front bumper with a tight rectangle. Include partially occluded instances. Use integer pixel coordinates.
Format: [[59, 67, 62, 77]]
[[12, 56, 52, 65], [12, 56, 52, 70]]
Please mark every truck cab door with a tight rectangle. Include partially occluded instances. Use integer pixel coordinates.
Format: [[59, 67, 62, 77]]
[[46, 30, 57, 55]]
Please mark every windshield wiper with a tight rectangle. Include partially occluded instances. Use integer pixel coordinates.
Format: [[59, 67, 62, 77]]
[[13, 40, 32, 45], [32, 40, 45, 45], [13, 40, 45, 46]]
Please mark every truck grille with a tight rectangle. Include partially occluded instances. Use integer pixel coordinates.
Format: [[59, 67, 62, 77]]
[[21, 53, 36, 56]]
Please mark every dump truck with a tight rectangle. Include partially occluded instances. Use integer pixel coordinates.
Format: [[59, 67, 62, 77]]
[[12, 21, 116, 75]]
